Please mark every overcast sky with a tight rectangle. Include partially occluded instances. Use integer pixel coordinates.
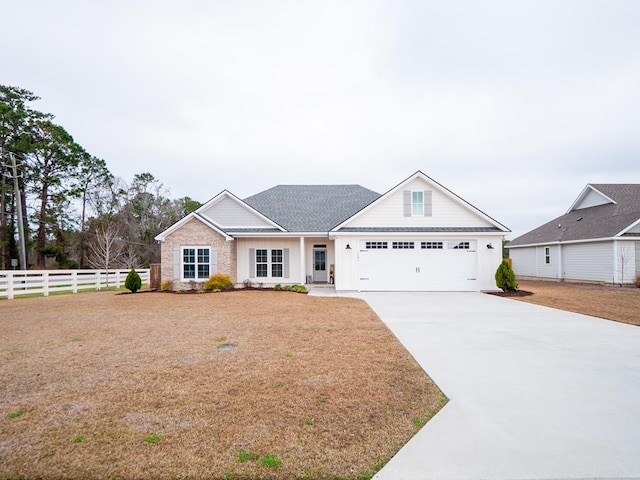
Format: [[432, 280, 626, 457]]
[[3, 0, 639, 239]]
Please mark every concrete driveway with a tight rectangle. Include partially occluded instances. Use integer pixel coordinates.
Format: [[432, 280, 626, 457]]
[[353, 292, 640, 480]]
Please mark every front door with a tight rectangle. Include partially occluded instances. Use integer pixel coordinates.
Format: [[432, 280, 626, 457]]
[[313, 249, 327, 282]]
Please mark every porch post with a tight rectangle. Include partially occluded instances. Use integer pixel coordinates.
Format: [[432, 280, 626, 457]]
[[300, 237, 306, 284]]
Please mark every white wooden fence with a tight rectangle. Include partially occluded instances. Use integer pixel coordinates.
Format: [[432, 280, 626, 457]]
[[0, 269, 150, 300]]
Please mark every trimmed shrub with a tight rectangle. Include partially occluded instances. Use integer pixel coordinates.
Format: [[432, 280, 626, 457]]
[[635, 275, 640, 288], [495, 260, 517, 292], [160, 280, 173, 291], [204, 273, 233, 291], [125, 268, 142, 293]]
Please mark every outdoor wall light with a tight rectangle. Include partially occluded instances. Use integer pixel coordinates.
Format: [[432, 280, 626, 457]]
[[486, 244, 494, 249], [345, 244, 352, 250]]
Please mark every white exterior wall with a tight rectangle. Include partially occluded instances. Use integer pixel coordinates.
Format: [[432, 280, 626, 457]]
[[333, 234, 504, 291], [509, 248, 537, 277], [236, 237, 335, 285], [562, 241, 613, 282], [574, 188, 610, 210], [536, 244, 560, 279], [347, 178, 492, 228], [236, 238, 302, 285], [616, 240, 637, 284]]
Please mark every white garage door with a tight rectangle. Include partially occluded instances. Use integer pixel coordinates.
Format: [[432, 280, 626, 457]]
[[358, 240, 478, 291]]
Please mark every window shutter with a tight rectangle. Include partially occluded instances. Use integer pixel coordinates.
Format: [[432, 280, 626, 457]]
[[249, 248, 255, 278], [424, 190, 432, 216], [173, 246, 181, 280], [283, 248, 290, 278], [211, 248, 218, 274], [403, 190, 411, 216]]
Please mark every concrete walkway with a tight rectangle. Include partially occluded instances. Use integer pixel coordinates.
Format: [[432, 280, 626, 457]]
[[343, 292, 640, 480]]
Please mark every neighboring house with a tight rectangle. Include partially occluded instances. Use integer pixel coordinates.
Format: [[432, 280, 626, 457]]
[[154, 171, 509, 291], [507, 184, 640, 284]]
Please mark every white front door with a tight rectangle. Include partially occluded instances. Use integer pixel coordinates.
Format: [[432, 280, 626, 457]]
[[313, 248, 327, 282]]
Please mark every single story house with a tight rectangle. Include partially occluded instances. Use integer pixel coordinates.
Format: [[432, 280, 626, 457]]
[[507, 184, 640, 284], [155, 171, 509, 291]]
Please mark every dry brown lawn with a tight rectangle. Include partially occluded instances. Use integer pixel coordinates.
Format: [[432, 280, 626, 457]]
[[0, 290, 445, 480], [515, 280, 640, 326]]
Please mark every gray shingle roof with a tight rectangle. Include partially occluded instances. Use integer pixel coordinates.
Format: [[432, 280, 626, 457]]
[[509, 184, 640, 246], [338, 227, 503, 232], [243, 185, 381, 232]]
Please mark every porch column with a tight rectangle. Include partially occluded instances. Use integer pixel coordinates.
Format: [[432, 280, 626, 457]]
[[300, 237, 306, 284]]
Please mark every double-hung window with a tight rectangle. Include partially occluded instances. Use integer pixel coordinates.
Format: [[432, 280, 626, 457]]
[[256, 249, 269, 277], [545, 247, 551, 264], [252, 248, 288, 279], [182, 247, 210, 280], [271, 249, 283, 277]]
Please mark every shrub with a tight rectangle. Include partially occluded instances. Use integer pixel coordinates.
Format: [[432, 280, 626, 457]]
[[160, 280, 173, 291], [125, 268, 142, 293], [204, 273, 233, 291], [495, 260, 517, 292], [636, 275, 640, 288], [274, 284, 282, 290], [292, 285, 308, 294]]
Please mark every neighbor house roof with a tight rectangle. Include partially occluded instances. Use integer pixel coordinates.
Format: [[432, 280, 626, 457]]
[[243, 185, 381, 232], [508, 184, 640, 247]]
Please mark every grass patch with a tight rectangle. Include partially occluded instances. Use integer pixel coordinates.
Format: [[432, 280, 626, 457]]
[[7, 410, 24, 419], [143, 434, 164, 444], [258, 453, 282, 468], [0, 291, 445, 479]]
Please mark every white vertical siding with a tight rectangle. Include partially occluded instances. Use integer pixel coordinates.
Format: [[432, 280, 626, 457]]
[[236, 238, 301, 284], [562, 242, 613, 283]]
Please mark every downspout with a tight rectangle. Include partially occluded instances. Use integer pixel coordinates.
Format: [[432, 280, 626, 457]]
[[612, 240, 618, 284]]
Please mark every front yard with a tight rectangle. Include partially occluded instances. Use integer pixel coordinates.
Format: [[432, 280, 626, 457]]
[[515, 280, 640, 326], [0, 291, 445, 480]]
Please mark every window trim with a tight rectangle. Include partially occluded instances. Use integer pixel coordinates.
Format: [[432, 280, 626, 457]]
[[253, 248, 287, 279], [181, 246, 211, 281], [545, 247, 551, 264]]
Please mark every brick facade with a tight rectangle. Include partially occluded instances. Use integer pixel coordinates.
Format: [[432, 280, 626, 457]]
[[160, 218, 237, 290]]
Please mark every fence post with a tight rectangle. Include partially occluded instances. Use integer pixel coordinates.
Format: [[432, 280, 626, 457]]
[[115, 270, 121, 289], [95, 270, 101, 291], [72, 271, 78, 293], [7, 272, 13, 300], [43, 272, 49, 297]]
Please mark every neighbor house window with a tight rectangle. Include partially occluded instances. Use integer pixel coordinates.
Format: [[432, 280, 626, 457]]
[[256, 249, 268, 277], [545, 247, 550, 264], [412, 191, 424, 216], [182, 247, 210, 280]]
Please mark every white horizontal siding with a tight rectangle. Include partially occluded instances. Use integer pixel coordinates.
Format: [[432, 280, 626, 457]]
[[347, 178, 493, 228], [562, 242, 613, 282], [536, 245, 559, 279], [200, 196, 273, 228], [617, 241, 637, 284], [510, 248, 537, 277], [574, 188, 611, 210]]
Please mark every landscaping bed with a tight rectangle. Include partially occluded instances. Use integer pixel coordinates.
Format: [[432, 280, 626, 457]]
[[0, 291, 445, 479]]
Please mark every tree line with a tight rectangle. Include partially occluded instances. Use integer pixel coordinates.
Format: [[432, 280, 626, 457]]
[[0, 85, 200, 270]]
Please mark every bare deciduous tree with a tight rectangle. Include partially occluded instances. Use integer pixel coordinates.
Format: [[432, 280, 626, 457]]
[[88, 223, 123, 288]]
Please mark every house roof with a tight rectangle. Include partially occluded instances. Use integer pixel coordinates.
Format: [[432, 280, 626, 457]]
[[243, 185, 381, 232], [508, 184, 640, 247]]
